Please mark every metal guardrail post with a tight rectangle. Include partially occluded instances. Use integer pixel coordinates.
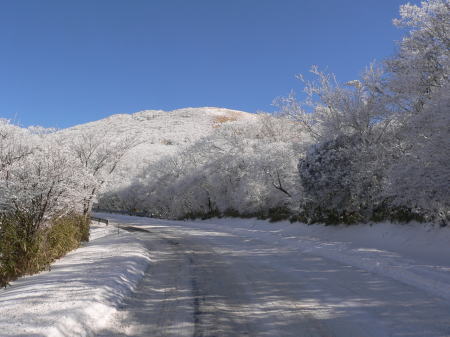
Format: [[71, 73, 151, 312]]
[[91, 216, 109, 225], [91, 216, 120, 235]]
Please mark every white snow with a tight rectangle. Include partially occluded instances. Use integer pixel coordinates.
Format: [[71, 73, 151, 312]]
[[96, 213, 450, 336], [99, 213, 450, 302], [201, 219, 450, 301], [1, 214, 449, 336], [0, 223, 150, 337], [202, 219, 450, 301]]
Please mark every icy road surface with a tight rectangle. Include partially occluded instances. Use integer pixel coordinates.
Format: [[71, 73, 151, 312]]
[[96, 214, 450, 337]]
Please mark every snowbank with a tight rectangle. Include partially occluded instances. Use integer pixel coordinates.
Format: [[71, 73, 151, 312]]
[[0, 223, 150, 337]]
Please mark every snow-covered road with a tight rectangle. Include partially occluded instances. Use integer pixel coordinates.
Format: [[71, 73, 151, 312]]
[[96, 214, 450, 337]]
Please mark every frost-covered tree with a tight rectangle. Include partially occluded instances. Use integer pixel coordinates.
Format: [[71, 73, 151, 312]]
[[98, 116, 306, 220], [382, 0, 450, 222], [275, 65, 394, 222], [273, 0, 449, 223], [1, 141, 86, 235], [387, 0, 449, 116], [0, 123, 94, 285], [275, 64, 391, 144], [65, 128, 140, 218], [0, 120, 33, 181], [384, 82, 450, 222]]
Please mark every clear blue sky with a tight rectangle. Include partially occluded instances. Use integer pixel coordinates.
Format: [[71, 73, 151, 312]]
[[1, 0, 418, 128]]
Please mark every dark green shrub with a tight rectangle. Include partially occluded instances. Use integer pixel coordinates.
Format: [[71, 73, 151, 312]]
[[0, 215, 45, 287], [0, 213, 90, 287], [45, 215, 87, 260], [267, 207, 292, 222], [371, 202, 426, 223], [223, 208, 241, 218]]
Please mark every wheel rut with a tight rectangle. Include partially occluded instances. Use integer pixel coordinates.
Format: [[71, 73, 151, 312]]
[[102, 225, 255, 337]]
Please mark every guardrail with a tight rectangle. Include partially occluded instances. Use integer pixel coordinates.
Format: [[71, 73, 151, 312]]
[[92, 208, 148, 217], [91, 216, 109, 225], [91, 215, 122, 235]]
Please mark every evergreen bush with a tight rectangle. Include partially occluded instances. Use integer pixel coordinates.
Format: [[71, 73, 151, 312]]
[[0, 213, 90, 287]]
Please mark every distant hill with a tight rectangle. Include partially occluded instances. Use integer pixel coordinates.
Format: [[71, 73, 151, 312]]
[[60, 107, 258, 191]]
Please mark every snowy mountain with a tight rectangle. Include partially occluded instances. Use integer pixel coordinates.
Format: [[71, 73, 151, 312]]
[[59, 107, 258, 191]]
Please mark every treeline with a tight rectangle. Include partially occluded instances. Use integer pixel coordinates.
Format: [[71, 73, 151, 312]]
[[98, 0, 449, 225], [0, 123, 137, 286]]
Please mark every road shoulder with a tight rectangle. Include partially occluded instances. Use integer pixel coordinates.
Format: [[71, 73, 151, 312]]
[[0, 223, 150, 337]]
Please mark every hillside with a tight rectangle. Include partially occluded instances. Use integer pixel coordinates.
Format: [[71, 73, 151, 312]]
[[59, 107, 258, 191]]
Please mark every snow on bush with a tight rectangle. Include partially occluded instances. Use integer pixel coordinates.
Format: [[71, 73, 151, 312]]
[[0, 119, 138, 285], [276, 0, 449, 224]]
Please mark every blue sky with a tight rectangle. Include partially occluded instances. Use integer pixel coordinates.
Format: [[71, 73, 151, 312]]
[[1, 0, 418, 128]]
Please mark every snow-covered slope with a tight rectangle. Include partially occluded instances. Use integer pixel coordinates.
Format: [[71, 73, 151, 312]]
[[60, 107, 257, 190], [68, 107, 255, 147]]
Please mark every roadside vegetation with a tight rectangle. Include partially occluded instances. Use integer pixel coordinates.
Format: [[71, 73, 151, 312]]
[[0, 122, 138, 286], [98, 0, 449, 225]]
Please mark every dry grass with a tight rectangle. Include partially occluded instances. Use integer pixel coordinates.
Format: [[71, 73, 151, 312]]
[[0, 214, 89, 287], [160, 138, 174, 145], [212, 113, 240, 127]]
